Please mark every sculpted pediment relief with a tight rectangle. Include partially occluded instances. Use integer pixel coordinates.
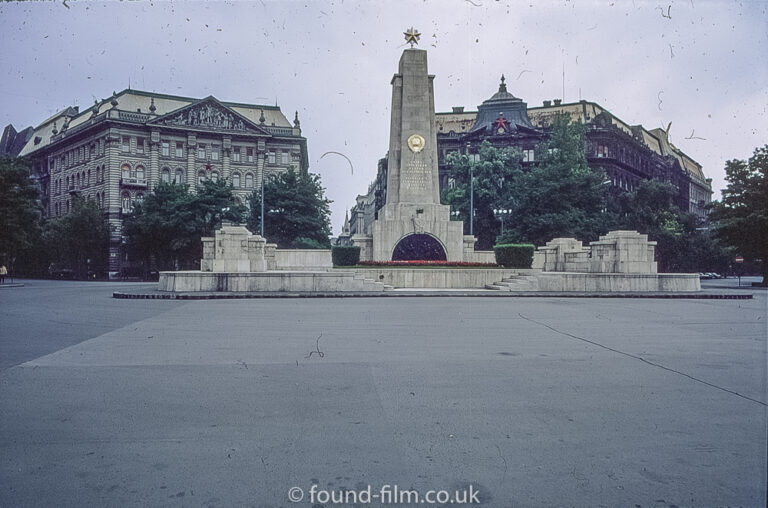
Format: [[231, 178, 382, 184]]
[[150, 98, 267, 134]]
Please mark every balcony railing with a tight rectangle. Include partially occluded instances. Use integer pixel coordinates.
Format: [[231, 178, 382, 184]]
[[120, 177, 148, 188]]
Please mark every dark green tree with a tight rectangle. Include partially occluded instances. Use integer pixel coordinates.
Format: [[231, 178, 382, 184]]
[[124, 180, 245, 272], [441, 141, 523, 250], [610, 179, 731, 273], [246, 169, 332, 248], [0, 158, 42, 272], [709, 145, 768, 283], [43, 196, 111, 278], [503, 114, 612, 246]]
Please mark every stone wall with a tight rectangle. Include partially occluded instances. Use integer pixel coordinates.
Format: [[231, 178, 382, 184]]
[[159, 270, 385, 292], [274, 249, 332, 271], [533, 230, 657, 274], [200, 224, 267, 272], [536, 272, 700, 292], [352, 268, 518, 289]]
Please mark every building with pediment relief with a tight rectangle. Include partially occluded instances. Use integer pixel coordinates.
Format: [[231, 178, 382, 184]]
[[18, 88, 307, 276]]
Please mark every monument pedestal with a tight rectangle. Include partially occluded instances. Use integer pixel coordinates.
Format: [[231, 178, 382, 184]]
[[372, 202, 465, 261]]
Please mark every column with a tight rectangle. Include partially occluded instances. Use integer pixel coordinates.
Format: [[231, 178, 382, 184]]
[[149, 130, 159, 193], [187, 133, 197, 192]]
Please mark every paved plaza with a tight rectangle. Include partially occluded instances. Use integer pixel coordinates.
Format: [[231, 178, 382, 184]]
[[1, 280, 766, 507]]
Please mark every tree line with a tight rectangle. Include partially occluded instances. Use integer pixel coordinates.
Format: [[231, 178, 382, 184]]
[[442, 114, 766, 279], [0, 164, 331, 279], [0, 122, 765, 281]]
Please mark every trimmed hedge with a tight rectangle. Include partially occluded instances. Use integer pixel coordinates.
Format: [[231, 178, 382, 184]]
[[493, 243, 535, 268], [332, 245, 361, 266]]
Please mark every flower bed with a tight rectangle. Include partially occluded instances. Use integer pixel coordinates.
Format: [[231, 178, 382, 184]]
[[358, 260, 499, 267]]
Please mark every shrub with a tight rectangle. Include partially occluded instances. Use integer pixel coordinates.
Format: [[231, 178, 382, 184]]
[[493, 243, 535, 268], [332, 245, 361, 266]]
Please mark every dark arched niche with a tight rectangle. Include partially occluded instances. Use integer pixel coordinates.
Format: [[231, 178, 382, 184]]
[[391, 234, 447, 261]]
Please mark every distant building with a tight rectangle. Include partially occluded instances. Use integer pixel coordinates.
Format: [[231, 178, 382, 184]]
[[18, 89, 308, 276], [0, 124, 34, 157], [344, 77, 712, 241]]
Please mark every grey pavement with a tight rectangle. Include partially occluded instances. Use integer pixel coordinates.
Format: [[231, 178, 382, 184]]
[[0, 280, 766, 507]]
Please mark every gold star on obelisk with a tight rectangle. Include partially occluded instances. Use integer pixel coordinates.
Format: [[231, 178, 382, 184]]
[[404, 27, 421, 48]]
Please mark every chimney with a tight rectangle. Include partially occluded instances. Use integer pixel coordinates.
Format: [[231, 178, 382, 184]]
[[543, 100, 552, 107], [452, 106, 465, 113], [553, 99, 562, 106]]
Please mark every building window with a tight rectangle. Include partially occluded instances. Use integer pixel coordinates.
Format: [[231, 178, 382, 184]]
[[86, 169, 91, 186], [122, 136, 130, 152], [211, 171, 219, 183], [175, 142, 184, 158], [522, 149, 535, 162], [232, 172, 241, 187], [174, 168, 184, 184], [268, 151, 276, 164], [211, 145, 220, 161], [281, 151, 290, 164], [197, 144, 206, 159], [597, 144, 609, 158], [246, 147, 254, 163], [121, 192, 131, 213], [136, 165, 145, 180], [121, 164, 131, 180], [161, 168, 171, 183], [245, 173, 253, 188], [136, 138, 145, 154], [233, 147, 241, 162], [198, 171, 206, 185], [161, 141, 170, 156]]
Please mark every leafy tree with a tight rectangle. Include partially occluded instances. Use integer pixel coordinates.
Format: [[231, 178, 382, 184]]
[[0, 157, 42, 271], [709, 145, 768, 283], [124, 180, 245, 272], [441, 141, 523, 250], [43, 196, 111, 278], [246, 169, 332, 248], [610, 179, 731, 273], [503, 114, 612, 246]]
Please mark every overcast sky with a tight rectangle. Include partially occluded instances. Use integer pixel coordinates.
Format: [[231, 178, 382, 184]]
[[2, 0, 766, 234]]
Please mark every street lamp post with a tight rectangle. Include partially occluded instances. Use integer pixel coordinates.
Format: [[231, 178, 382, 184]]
[[260, 173, 265, 237], [469, 164, 474, 236], [494, 209, 511, 234], [465, 142, 475, 237]]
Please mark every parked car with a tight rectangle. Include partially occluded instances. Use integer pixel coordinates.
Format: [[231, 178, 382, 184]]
[[48, 264, 74, 280]]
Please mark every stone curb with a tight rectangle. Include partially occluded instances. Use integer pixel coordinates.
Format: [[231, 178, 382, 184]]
[[113, 291, 753, 300]]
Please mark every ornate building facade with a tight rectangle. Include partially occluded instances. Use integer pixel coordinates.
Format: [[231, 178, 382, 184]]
[[19, 89, 308, 276], [342, 77, 712, 242]]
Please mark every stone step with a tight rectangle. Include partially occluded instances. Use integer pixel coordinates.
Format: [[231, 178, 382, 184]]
[[484, 284, 510, 291], [491, 275, 540, 291]]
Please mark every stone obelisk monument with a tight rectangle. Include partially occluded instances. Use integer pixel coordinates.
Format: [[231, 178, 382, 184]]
[[371, 28, 469, 261]]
